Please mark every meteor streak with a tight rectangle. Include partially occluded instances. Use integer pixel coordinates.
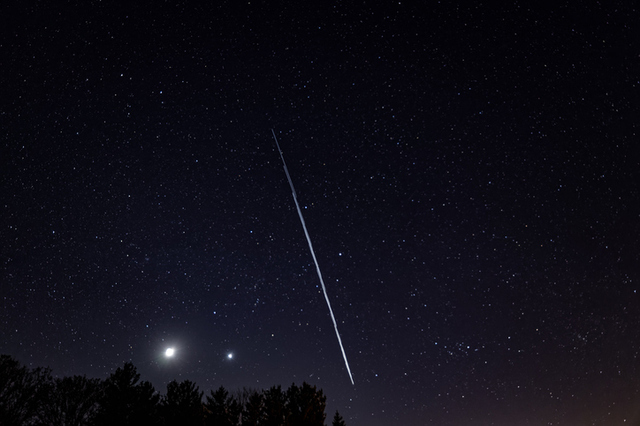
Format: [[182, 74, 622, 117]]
[[271, 129, 355, 385]]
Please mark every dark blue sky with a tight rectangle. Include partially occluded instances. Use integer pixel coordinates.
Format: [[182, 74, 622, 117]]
[[2, 1, 639, 425]]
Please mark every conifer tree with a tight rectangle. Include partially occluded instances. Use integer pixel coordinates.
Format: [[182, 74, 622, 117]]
[[94, 362, 160, 426], [162, 379, 204, 426], [204, 385, 241, 426], [332, 409, 347, 426], [263, 385, 287, 426], [242, 389, 265, 426]]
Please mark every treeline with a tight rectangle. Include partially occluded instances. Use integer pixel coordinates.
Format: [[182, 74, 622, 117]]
[[0, 354, 347, 426]]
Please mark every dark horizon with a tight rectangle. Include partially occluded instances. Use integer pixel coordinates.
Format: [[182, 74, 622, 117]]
[[1, 354, 337, 426]]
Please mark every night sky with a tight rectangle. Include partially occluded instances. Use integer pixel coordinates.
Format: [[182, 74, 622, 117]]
[[2, 1, 639, 425]]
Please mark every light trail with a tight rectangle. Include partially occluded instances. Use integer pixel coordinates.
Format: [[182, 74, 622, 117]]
[[271, 129, 355, 385]]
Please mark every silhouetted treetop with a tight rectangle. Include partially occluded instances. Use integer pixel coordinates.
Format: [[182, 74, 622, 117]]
[[0, 355, 347, 426], [163, 379, 204, 426], [332, 410, 347, 426]]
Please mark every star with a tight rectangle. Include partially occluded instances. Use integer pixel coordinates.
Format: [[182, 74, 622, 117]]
[[165, 348, 175, 358]]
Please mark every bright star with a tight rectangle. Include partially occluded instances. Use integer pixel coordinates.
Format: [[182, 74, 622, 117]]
[[165, 348, 175, 357]]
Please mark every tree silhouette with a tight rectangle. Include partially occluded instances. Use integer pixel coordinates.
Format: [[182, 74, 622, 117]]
[[0, 354, 50, 426], [93, 361, 160, 426], [162, 379, 204, 426], [286, 382, 326, 426], [263, 385, 287, 426], [38, 375, 101, 426], [332, 410, 346, 426], [241, 389, 265, 426], [0, 355, 346, 426], [233, 386, 255, 409], [204, 385, 241, 426]]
